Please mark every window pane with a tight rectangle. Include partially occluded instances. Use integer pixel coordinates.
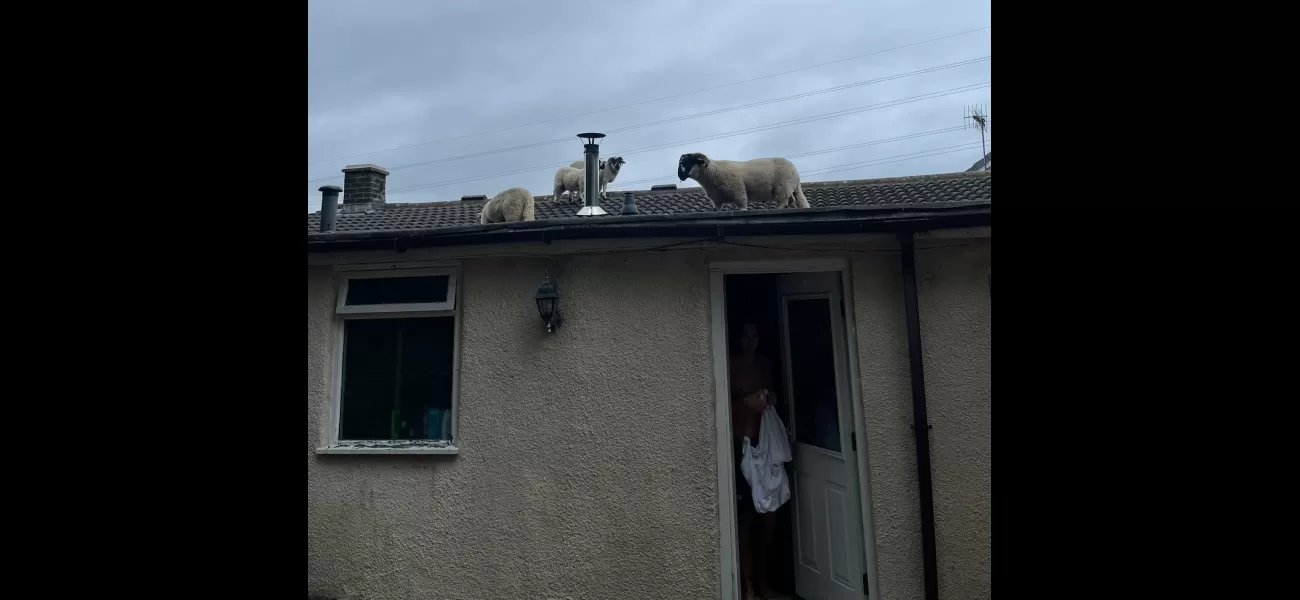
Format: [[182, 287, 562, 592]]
[[345, 275, 449, 306], [787, 298, 841, 452], [339, 316, 456, 441]]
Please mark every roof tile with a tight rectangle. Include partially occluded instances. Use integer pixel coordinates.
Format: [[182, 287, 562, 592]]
[[306, 171, 990, 235]]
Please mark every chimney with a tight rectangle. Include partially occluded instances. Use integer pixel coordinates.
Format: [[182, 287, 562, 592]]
[[650, 184, 677, 191], [460, 195, 488, 202], [576, 133, 608, 217], [342, 164, 388, 205], [318, 185, 342, 232], [620, 191, 638, 216]]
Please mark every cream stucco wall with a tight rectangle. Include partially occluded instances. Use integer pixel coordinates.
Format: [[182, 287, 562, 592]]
[[308, 233, 990, 600], [917, 240, 991, 600]]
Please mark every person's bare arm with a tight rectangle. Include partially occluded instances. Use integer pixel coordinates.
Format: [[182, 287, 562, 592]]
[[755, 358, 778, 409]]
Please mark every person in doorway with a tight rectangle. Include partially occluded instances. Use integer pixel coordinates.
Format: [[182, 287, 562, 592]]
[[731, 323, 785, 600]]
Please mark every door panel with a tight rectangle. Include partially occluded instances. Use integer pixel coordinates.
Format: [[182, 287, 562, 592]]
[[778, 272, 864, 600]]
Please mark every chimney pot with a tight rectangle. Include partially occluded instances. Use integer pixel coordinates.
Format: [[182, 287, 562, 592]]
[[318, 185, 342, 232], [342, 164, 389, 206], [620, 191, 639, 216]]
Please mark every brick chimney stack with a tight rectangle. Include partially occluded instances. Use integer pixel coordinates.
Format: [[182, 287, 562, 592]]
[[342, 164, 388, 205]]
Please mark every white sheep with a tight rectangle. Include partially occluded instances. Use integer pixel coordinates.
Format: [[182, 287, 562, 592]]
[[553, 157, 626, 203], [677, 152, 809, 211], [479, 187, 536, 224]]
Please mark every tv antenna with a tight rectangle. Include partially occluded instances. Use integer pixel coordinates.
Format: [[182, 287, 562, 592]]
[[964, 104, 990, 169]]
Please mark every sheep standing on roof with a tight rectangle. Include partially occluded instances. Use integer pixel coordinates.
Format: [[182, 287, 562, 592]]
[[553, 157, 626, 203], [677, 152, 810, 211], [479, 187, 536, 224]]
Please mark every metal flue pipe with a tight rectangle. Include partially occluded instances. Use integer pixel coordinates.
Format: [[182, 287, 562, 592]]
[[576, 133, 608, 217]]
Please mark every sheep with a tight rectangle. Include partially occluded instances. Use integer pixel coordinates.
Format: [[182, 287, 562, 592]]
[[552, 156, 626, 203], [479, 187, 536, 224], [552, 166, 588, 204], [599, 156, 625, 198], [677, 152, 810, 211]]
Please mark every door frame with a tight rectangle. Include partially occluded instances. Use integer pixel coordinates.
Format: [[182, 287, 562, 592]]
[[709, 258, 881, 600]]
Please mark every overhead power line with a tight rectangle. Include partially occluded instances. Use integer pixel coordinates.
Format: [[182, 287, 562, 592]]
[[614, 141, 991, 189], [379, 83, 989, 194], [306, 58, 990, 184], [306, 81, 987, 206], [306, 26, 991, 166], [608, 126, 966, 189], [805, 143, 991, 180]]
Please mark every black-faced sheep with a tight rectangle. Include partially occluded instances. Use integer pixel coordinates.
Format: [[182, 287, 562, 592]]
[[479, 187, 536, 224], [677, 152, 809, 211]]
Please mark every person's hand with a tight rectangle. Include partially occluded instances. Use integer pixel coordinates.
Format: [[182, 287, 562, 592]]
[[744, 391, 767, 412]]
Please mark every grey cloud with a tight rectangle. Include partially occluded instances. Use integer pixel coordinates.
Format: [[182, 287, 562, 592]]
[[308, 0, 990, 210]]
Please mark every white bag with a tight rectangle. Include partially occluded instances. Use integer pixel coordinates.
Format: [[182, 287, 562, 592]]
[[740, 406, 792, 514]]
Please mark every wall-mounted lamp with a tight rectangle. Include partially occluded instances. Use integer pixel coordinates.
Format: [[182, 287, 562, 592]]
[[534, 274, 562, 333]]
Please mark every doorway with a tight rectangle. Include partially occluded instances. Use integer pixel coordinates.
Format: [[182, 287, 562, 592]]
[[711, 260, 877, 600]]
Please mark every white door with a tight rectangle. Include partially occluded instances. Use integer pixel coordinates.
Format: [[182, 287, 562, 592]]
[[778, 272, 865, 600]]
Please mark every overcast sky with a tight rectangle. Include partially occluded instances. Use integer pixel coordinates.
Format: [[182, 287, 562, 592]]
[[307, 0, 990, 211]]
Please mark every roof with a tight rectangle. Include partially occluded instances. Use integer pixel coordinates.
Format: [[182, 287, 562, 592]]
[[307, 170, 991, 236], [965, 152, 991, 171]]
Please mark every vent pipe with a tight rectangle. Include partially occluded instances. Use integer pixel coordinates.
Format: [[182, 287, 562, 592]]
[[620, 191, 638, 215], [576, 133, 608, 217], [318, 185, 341, 232]]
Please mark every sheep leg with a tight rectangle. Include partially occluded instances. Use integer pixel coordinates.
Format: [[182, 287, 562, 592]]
[[553, 185, 565, 203], [792, 183, 810, 208]]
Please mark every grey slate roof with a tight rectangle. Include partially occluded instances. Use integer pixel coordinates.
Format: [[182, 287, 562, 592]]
[[306, 170, 990, 236]]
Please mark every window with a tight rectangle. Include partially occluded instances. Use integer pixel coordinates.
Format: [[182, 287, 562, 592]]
[[320, 266, 461, 454]]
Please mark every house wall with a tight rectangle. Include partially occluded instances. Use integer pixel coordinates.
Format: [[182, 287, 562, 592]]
[[916, 240, 991, 600], [308, 251, 720, 600], [307, 233, 991, 600]]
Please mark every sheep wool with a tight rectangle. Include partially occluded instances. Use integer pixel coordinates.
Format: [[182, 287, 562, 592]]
[[553, 156, 625, 203], [479, 187, 536, 224], [677, 152, 810, 211]]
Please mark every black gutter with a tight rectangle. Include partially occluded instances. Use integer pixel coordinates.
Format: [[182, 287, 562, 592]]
[[898, 231, 940, 600], [307, 202, 989, 253]]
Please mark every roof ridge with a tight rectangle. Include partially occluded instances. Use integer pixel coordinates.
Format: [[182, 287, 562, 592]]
[[345, 171, 989, 212]]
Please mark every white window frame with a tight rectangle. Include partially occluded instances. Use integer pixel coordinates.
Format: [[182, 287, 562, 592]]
[[316, 263, 463, 455], [335, 267, 458, 314]]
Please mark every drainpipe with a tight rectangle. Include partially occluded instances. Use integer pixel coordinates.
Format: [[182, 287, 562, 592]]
[[898, 231, 939, 600]]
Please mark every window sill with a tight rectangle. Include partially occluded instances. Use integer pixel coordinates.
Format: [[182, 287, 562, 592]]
[[314, 442, 459, 455]]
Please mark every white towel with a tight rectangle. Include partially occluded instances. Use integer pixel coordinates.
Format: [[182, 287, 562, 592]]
[[740, 406, 793, 514]]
